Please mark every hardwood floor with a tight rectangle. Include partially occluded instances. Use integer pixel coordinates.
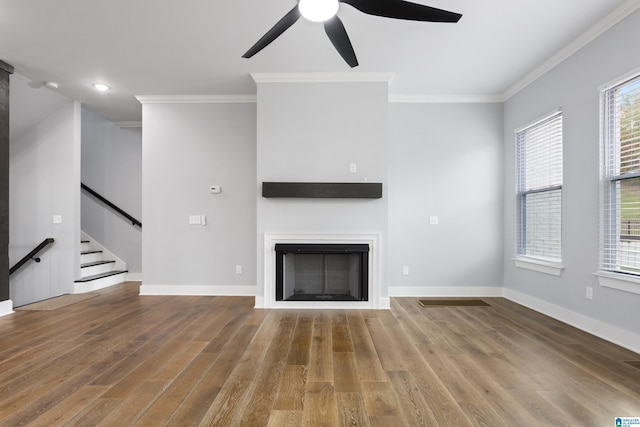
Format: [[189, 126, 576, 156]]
[[0, 282, 639, 426]]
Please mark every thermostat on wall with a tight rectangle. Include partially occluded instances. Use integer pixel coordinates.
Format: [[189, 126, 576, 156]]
[[210, 185, 222, 194]]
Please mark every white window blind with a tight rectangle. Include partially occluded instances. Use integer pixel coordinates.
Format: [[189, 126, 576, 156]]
[[516, 111, 563, 260], [601, 74, 640, 274]]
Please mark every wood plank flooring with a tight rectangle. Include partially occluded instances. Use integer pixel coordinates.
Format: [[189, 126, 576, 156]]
[[0, 282, 639, 426]]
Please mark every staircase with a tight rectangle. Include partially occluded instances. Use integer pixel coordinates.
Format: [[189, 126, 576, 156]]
[[74, 234, 128, 293]]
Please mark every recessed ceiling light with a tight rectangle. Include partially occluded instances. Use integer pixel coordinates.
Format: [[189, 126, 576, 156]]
[[45, 81, 59, 89], [92, 83, 111, 91]]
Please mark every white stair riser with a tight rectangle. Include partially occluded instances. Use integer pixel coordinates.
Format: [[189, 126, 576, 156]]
[[81, 242, 92, 252], [74, 272, 128, 293], [81, 262, 116, 278], [80, 252, 104, 264]]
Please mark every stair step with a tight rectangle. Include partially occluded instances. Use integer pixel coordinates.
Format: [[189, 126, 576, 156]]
[[80, 258, 117, 278], [74, 270, 128, 283], [81, 250, 102, 255], [81, 260, 115, 269]]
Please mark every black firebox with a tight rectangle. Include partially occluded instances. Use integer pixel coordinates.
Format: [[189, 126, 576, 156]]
[[275, 244, 369, 302]]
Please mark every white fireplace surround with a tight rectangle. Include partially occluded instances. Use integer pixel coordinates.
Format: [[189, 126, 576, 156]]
[[259, 233, 385, 309]]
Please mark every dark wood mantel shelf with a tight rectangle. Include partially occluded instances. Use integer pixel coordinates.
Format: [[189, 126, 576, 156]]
[[262, 182, 382, 199]]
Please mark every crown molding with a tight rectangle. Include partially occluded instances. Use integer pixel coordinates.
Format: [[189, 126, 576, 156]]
[[135, 95, 256, 104], [502, 0, 640, 100], [389, 94, 503, 104], [136, 92, 503, 106], [250, 72, 395, 84]]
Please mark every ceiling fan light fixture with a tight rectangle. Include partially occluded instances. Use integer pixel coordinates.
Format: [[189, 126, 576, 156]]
[[298, 0, 339, 22], [243, 0, 461, 67]]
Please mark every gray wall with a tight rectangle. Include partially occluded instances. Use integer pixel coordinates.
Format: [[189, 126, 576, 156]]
[[81, 108, 142, 276], [388, 102, 504, 294], [503, 9, 640, 348], [9, 74, 81, 307], [255, 80, 389, 306], [137, 87, 505, 308], [141, 102, 256, 293]]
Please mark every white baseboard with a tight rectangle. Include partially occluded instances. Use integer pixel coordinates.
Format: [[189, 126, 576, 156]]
[[0, 299, 14, 317], [503, 288, 640, 354], [139, 284, 256, 296], [388, 286, 503, 297], [126, 273, 142, 282]]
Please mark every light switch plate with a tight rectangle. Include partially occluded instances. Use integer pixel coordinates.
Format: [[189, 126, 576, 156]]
[[52, 215, 62, 224], [429, 216, 439, 225], [189, 215, 201, 225], [210, 186, 222, 194]]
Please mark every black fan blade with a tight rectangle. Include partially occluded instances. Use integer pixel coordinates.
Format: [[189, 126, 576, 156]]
[[243, 6, 301, 58], [341, 0, 462, 23], [324, 16, 358, 68]]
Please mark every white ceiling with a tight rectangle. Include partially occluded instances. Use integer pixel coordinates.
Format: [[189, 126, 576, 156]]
[[1, 0, 638, 122]]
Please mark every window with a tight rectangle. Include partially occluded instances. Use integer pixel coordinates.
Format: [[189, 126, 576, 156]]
[[515, 111, 563, 262], [601, 74, 640, 275]]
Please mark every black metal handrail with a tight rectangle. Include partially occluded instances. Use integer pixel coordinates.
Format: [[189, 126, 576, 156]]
[[81, 183, 142, 228], [9, 238, 55, 275]]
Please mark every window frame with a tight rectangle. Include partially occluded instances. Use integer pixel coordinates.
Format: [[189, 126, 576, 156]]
[[598, 71, 640, 292], [514, 110, 564, 274]]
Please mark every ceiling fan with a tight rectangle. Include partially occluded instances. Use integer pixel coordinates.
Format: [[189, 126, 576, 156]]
[[242, 0, 462, 68]]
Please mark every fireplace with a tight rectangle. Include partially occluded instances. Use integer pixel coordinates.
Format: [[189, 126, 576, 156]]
[[261, 233, 383, 309], [275, 244, 368, 301]]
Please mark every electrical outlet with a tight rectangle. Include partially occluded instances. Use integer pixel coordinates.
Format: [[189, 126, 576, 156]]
[[349, 162, 357, 173], [429, 216, 439, 225], [236, 265, 243, 275], [402, 266, 409, 275], [586, 286, 593, 300], [188, 215, 201, 225]]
